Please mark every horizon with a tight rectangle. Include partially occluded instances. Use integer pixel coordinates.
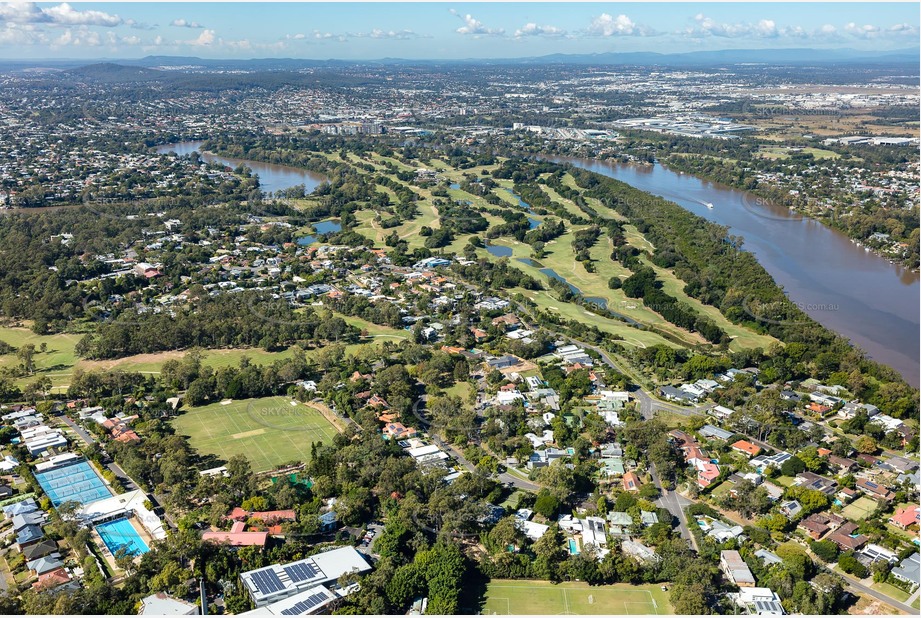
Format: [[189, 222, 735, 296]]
[[6, 45, 921, 66], [0, 2, 919, 60]]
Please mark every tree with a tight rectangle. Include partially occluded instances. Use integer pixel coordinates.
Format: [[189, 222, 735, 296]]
[[670, 582, 711, 614], [809, 540, 839, 563], [17, 343, 36, 375], [533, 490, 561, 519], [780, 455, 806, 476], [837, 552, 869, 578], [531, 524, 566, 581], [855, 435, 878, 454]]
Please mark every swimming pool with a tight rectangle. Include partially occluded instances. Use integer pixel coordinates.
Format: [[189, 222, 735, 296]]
[[96, 518, 149, 556], [568, 539, 580, 555]]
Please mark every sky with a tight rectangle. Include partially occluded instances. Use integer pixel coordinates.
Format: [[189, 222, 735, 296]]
[[0, 2, 918, 60]]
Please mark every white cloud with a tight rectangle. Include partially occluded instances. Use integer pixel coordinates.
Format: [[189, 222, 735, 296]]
[[685, 14, 794, 39], [52, 26, 102, 47], [361, 29, 423, 40], [887, 23, 917, 34], [191, 29, 215, 46], [844, 22, 879, 37], [125, 19, 155, 31], [587, 13, 654, 37], [819, 24, 837, 34], [0, 22, 47, 45], [754, 19, 778, 38], [450, 10, 504, 37], [687, 14, 749, 38], [514, 22, 566, 38], [170, 18, 203, 29], [0, 2, 48, 24], [41, 3, 122, 27]]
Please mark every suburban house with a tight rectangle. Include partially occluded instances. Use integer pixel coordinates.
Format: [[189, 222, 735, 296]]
[[731, 440, 761, 458], [622, 471, 641, 492], [727, 588, 785, 615], [827, 521, 868, 551], [889, 506, 919, 530], [856, 478, 895, 502], [720, 550, 756, 587], [891, 553, 919, 590]]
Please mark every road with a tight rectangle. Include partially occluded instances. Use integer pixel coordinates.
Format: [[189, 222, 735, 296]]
[[804, 544, 916, 614], [432, 433, 542, 492], [837, 569, 915, 614], [59, 414, 96, 446], [59, 413, 177, 530], [559, 332, 707, 551], [649, 463, 697, 551]]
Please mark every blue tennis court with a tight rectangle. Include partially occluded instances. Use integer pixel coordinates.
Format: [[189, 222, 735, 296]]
[[96, 518, 149, 556], [34, 459, 113, 506]]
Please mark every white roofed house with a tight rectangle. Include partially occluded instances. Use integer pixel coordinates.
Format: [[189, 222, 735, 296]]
[[240, 546, 372, 608], [139, 593, 199, 615], [727, 588, 785, 615]]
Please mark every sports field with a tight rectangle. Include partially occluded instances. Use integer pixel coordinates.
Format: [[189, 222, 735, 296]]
[[841, 496, 879, 521], [480, 580, 672, 615], [171, 396, 339, 472]]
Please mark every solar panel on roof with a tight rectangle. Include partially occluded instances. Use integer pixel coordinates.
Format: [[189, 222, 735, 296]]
[[251, 569, 284, 595], [283, 561, 320, 583], [280, 591, 330, 615]]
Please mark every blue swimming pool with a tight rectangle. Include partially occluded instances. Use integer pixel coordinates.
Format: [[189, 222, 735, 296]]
[[96, 518, 149, 556], [568, 539, 580, 555]]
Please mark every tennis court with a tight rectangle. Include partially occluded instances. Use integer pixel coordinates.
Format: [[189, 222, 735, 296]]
[[34, 458, 113, 506], [841, 496, 879, 521]]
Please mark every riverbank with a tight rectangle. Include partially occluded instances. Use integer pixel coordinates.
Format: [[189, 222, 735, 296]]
[[659, 155, 918, 272], [548, 154, 919, 387]]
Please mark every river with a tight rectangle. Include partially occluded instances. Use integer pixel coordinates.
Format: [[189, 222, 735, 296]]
[[552, 156, 919, 386], [156, 141, 325, 195]]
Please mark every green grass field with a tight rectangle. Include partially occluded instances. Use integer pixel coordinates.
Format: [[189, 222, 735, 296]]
[[171, 396, 340, 472], [479, 580, 672, 615], [841, 496, 879, 521]]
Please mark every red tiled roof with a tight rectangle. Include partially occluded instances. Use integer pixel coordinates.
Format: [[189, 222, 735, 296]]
[[33, 567, 70, 590], [731, 440, 761, 457], [890, 506, 920, 529], [202, 530, 268, 547]]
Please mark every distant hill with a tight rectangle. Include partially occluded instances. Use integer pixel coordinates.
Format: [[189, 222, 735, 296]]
[[67, 62, 164, 81], [13, 47, 914, 81], [526, 48, 920, 66], [118, 47, 919, 69]]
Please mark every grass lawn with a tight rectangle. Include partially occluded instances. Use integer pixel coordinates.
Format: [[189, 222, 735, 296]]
[[870, 582, 911, 603], [443, 381, 473, 401], [0, 326, 81, 389], [478, 580, 672, 615], [499, 490, 525, 509], [758, 146, 841, 160], [841, 496, 879, 521], [171, 395, 340, 473], [710, 481, 732, 498]]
